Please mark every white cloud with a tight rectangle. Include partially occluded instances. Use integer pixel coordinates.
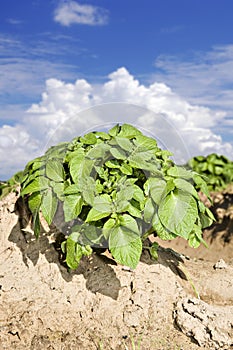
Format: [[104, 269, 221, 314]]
[[54, 1, 109, 27], [154, 45, 233, 117], [6, 18, 23, 25], [1, 67, 232, 179], [0, 125, 39, 179]]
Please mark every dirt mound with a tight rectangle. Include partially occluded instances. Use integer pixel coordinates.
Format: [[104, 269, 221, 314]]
[[0, 191, 233, 349]]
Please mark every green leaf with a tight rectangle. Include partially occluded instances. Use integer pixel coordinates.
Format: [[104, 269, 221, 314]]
[[150, 242, 159, 260], [0, 171, 24, 199], [110, 147, 127, 160], [50, 181, 64, 200], [105, 159, 121, 168], [188, 224, 207, 248], [188, 231, 201, 248], [81, 245, 93, 256], [80, 132, 97, 145], [95, 166, 109, 181], [158, 190, 198, 238], [163, 180, 176, 194], [215, 166, 223, 175], [147, 178, 167, 204], [86, 143, 111, 159], [144, 197, 155, 223], [109, 124, 120, 136], [152, 213, 177, 240], [116, 182, 134, 202], [133, 134, 158, 150], [64, 184, 80, 195], [92, 194, 113, 212], [21, 169, 44, 189], [33, 211, 41, 239], [69, 153, 93, 183], [132, 184, 145, 202], [117, 124, 142, 138], [193, 174, 211, 200], [173, 178, 199, 200], [167, 166, 193, 180], [28, 192, 42, 215], [115, 200, 129, 212], [109, 225, 142, 269], [46, 160, 64, 182], [128, 154, 159, 171], [65, 238, 82, 270], [132, 148, 153, 160], [120, 162, 133, 175], [199, 212, 213, 229], [61, 241, 66, 254], [207, 162, 214, 174], [32, 160, 45, 172], [45, 142, 68, 159], [205, 207, 215, 221], [127, 154, 148, 169], [85, 208, 111, 222], [103, 218, 116, 239], [95, 179, 104, 193], [69, 229, 82, 241], [21, 176, 49, 196], [94, 131, 111, 140], [0, 184, 13, 200], [63, 194, 83, 221], [198, 200, 206, 213], [79, 177, 96, 205], [159, 149, 173, 161], [119, 214, 140, 235], [65, 148, 84, 163], [79, 225, 103, 245], [127, 203, 142, 218], [115, 136, 133, 152], [41, 188, 58, 225]]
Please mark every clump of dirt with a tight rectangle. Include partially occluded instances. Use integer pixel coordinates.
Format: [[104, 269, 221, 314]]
[[174, 298, 233, 349], [0, 191, 233, 350]]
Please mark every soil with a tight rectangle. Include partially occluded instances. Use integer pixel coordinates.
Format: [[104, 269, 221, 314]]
[[0, 188, 233, 350]]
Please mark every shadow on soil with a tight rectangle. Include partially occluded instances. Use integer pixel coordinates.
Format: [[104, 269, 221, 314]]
[[209, 191, 233, 243], [9, 197, 187, 300]]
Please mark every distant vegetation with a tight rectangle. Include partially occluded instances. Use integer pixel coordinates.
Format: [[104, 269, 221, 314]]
[[187, 153, 233, 191], [0, 171, 23, 198]]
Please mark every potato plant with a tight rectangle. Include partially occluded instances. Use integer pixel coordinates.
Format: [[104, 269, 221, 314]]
[[188, 154, 233, 191], [16, 124, 214, 269]]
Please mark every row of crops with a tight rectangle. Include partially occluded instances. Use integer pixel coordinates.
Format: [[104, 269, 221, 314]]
[[1, 151, 233, 199], [0, 125, 232, 270]]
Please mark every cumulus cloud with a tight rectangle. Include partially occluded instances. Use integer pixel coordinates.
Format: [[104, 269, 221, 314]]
[[54, 1, 109, 26], [0, 125, 39, 179], [0, 67, 232, 179], [153, 45, 233, 146], [154, 45, 233, 120]]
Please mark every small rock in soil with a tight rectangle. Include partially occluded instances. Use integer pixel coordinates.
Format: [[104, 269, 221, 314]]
[[213, 259, 228, 269]]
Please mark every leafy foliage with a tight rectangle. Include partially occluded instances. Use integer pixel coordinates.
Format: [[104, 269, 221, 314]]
[[0, 171, 23, 199], [188, 154, 233, 191], [15, 124, 214, 269]]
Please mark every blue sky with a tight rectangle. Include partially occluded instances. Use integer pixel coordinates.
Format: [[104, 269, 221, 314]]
[[1, 0, 233, 178]]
